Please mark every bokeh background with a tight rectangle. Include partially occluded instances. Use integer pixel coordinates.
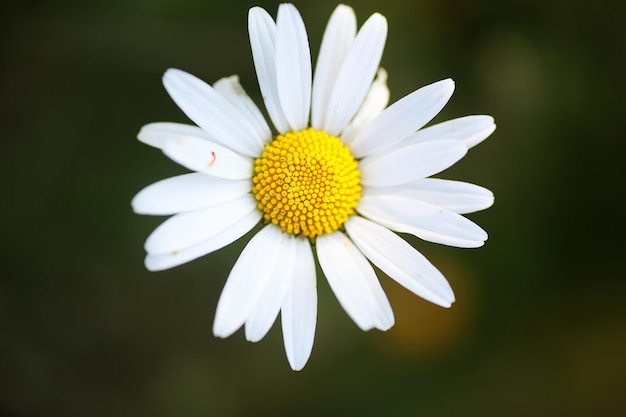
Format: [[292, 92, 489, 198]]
[[2, 0, 625, 416]]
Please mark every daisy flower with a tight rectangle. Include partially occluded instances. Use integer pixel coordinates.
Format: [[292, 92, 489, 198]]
[[132, 4, 495, 371]]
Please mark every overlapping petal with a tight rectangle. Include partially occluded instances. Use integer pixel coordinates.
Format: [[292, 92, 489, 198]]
[[281, 239, 317, 371], [365, 178, 494, 214], [248, 7, 290, 133], [213, 75, 272, 144], [345, 216, 454, 307], [399, 115, 496, 149], [161, 134, 253, 180], [162, 69, 264, 156], [360, 140, 467, 187], [132, 173, 251, 215], [144, 210, 260, 271], [213, 225, 286, 338], [347, 79, 455, 157], [322, 12, 387, 135], [317, 231, 394, 331], [144, 194, 258, 255], [137, 122, 211, 149], [244, 232, 296, 342], [311, 5, 356, 129], [275, 4, 312, 131], [358, 194, 488, 248], [340, 68, 390, 142]]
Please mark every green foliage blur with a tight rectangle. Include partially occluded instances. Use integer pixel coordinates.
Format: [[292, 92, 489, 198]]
[[1, 0, 624, 416]]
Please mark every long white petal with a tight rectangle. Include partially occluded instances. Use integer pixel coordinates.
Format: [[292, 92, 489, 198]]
[[137, 122, 212, 150], [281, 238, 317, 371], [311, 4, 356, 129], [345, 216, 454, 307], [358, 194, 488, 248], [340, 68, 390, 143], [317, 231, 394, 331], [162, 134, 253, 180], [162, 69, 263, 157], [144, 210, 260, 271], [366, 179, 495, 214], [248, 7, 290, 133], [399, 115, 496, 149], [348, 79, 455, 158], [322, 13, 387, 135], [244, 232, 296, 342], [213, 225, 285, 338], [360, 140, 467, 187], [132, 173, 250, 216], [213, 75, 272, 146], [275, 4, 311, 131], [144, 194, 258, 255]]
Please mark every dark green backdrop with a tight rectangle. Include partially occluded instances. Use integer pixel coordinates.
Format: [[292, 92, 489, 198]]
[[2, 0, 624, 416]]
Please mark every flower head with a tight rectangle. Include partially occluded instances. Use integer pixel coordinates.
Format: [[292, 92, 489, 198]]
[[132, 4, 495, 370]]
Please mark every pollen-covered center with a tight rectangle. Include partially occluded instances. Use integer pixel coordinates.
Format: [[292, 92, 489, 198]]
[[252, 128, 361, 238]]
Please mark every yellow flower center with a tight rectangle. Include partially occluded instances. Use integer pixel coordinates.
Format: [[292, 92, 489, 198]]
[[252, 128, 361, 238]]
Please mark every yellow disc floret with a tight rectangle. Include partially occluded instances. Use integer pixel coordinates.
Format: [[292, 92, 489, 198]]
[[252, 128, 361, 238]]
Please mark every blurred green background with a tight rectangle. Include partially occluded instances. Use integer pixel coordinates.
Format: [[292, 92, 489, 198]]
[[2, 0, 625, 416]]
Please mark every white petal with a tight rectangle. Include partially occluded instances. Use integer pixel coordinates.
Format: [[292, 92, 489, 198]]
[[317, 231, 394, 331], [400, 115, 496, 149], [360, 140, 467, 187], [213, 225, 285, 338], [311, 4, 356, 130], [162, 134, 253, 180], [340, 68, 390, 143], [137, 122, 211, 150], [162, 69, 263, 157], [244, 232, 295, 343], [345, 216, 454, 307], [348, 79, 455, 157], [281, 239, 317, 371], [144, 194, 258, 255], [322, 13, 388, 135], [212, 75, 272, 146], [358, 194, 488, 248], [366, 179, 494, 214], [275, 4, 311, 131], [248, 7, 290, 133], [132, 173, 250, 216], [144, 210, 260, 271]]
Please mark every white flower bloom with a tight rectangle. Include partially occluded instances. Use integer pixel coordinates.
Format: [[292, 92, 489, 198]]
[[132, 4, 495, 371]]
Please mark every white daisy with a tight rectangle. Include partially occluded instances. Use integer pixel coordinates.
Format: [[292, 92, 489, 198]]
[[132, 4, 495, 371]]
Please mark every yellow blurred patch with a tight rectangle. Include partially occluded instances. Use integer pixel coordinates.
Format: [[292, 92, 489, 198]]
[[375, 255, 479, 361]]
